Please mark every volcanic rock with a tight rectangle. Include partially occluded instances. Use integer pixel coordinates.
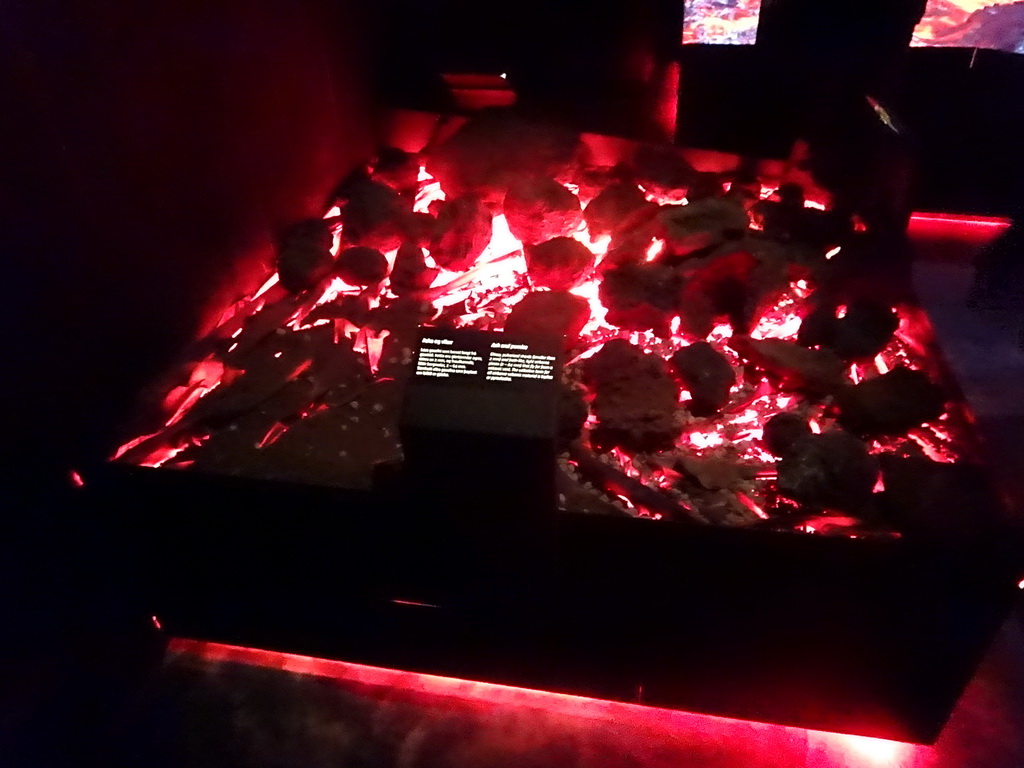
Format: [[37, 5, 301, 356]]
[[677, 246, 791, 333], [832, 302, 900, 360], [581, 340, 681, 453], [630, 144, 697, 199], [425, 111, 582, 200], [731, 337, 846, 393], [276, 219, 335, 294], [504, 291, 590, 346], [370, 147, 420, 195], [763, 412, 812, 457], [777, 430, 879, 511], [599, 262, 683, 337], [429, 195, 493, 271], [339, 178, 414, 252], [503, 176, 583, 245], [679, 454, 753, 491], [657, 198, 750, 256], [669, 342, 735, 416], [685, 172, 724, 202], [557, 384, 589, 448], [833, 367, 946, 436], [389, 242, 438, 295], [798, 301, 898, 361], [335, 246, 389, 286], [303, 294, 373, 328], [524, 236, 594, 290], [797, 304, 837, 349], [583, 182, 650, 238]]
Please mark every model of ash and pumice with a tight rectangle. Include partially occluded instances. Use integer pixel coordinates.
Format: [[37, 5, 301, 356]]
[[115, 110, 982, 542]]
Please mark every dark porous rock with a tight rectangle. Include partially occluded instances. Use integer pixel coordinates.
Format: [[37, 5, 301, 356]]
[[677, 248, 785, 338], [340, 178, 414, 252], [504, 291, 590, 346], [335, 246, 389, 286], [630, 144, 697, 199], [797, 304, 839, 349], [557, 384, 589, 448], [524, 236, 594, 290], [686, 172, 724, 202], [410, 212, 437, 248], [583, 182, 650, 238], [669, 342, 735, 416], [389, 242, 439, 295], [778, 430, 879, 512], [657, 198, 750, 257], [581, 340, 680, 453], [601, 204, 663, 267], [833, 367, 946, 436], [370, 146, 420, 195], [880, 455, 1000, 544], [599, 262, 683, 337], [731, 337, 846, 393], [677, 248, 768, 332], [303, 293, 373, 328], [580, 338, 640, 386], [503, 176, 583, 245], [763, 412, 812, 457], [754, 192, 848, 247], [276, 219, 335, 294], [429, 195, 493, 271], [799, 301, 898, 361], [425, 110, 582, 201], [830, 301, 900, 361], [679, 455, 754, 491], [777, 182, 806, 208]]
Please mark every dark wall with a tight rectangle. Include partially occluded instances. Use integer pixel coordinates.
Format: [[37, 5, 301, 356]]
[[372, 0, 682, 138], [0, 0, 376, 492], [677, 0, 1024, 215]]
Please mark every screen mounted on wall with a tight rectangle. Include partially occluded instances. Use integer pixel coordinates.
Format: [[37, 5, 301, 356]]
[[912, 1, 1024, 53], [682, 0, 762, 45]]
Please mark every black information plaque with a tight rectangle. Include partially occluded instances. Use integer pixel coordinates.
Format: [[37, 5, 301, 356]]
[[402, 328, 561, 438], [396, 328, 563, 607]]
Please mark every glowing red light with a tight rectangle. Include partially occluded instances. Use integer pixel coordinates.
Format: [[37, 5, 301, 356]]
[[69, 470, 85, 488], [168, 639, 928, 765], [907, 212, 1011, 243], [1017, 578, 1024, 590], [252, 273, 280, 300], [151, 615, 163, 630], [823, 733, 912, 766], [113, 158, 975, 541], [390, 598, 440, 608], [735, 490, 769, 519], [645, 238, 666, 262]]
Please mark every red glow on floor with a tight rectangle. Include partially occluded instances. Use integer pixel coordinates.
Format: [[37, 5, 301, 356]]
[[826, 733, 910, 766], [168, 639, 928, 766]]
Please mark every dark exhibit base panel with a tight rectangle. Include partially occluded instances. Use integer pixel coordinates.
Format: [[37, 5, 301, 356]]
[[91, 451, 1019, 745], [395, 328, 562, 610]]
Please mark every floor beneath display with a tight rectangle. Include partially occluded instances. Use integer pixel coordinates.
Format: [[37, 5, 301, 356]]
[[3, 243, 1023, 768]]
